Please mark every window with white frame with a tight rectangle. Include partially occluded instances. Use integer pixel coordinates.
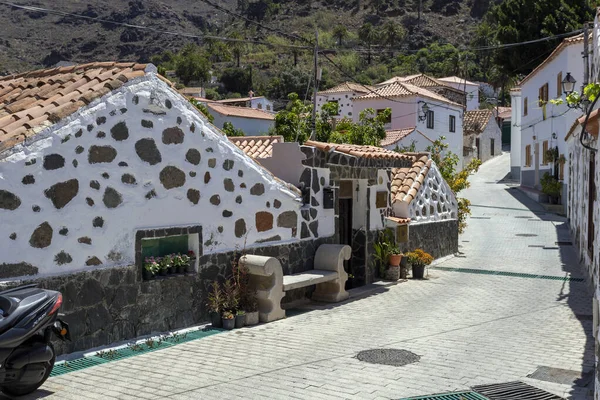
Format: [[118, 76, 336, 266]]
[[449, 115, 456, 132]]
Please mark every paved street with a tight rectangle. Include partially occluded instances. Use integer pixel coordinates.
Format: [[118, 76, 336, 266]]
[[23, 152, 594, 400]]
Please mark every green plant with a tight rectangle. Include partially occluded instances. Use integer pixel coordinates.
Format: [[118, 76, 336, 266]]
[[236, 310, 246, 316], [207, 281, 224, 314], [172, 253, 190, 268], [545, 147, 558, 164], [222, 278, 239, 313], [373, 229, 400, 277], [143, 257, 160, 275], [541, 172, 562, 197], [159, 255, 172, 271]]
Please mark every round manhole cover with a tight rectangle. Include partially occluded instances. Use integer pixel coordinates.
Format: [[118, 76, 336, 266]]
[[356, 349, 420, 366], [516, 233, 538, 237]]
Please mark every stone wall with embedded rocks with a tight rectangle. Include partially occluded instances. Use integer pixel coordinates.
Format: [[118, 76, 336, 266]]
[[0, 236, 336, 355], [0, 74, 305, 279], [402, 219, 458, 259]]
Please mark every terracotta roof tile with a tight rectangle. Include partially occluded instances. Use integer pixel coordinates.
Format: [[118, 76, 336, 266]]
[[381, 127, 435, 147], [564, 115, 584, 141], [463, 109, 493, 135], [229, 135, 284, 159], [304, 140, 414, 160], [390, 154, 432, 205], [317, 82, 375, 95], [218, 96, 265, 103], [438, 76, 479, 86], [386, 216, 411, 225], [354, 81, 462, 107], [207, 103, 275, 120], [0, 62, 161, 152]]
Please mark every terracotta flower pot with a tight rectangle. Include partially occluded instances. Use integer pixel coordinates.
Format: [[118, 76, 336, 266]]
[[388, 254, 402, 267]]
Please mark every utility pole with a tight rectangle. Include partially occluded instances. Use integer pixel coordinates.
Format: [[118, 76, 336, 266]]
[[311, 29, 319, 141]]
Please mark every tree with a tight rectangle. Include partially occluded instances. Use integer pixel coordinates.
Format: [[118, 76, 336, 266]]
[[220, 67, 253, 95], [189, 98, 214, 124], [358, 23, 379, 65], [333, 25, 349, 47], [382, 21, 405, 57], [328, 108, 389, 146], [426, 137, 482, 233], [175, 45, 210, 85], [222, 121, 245, 136], [227, 31, 246, 67], [489, 0, 593, 75], [274, 92, 312, 143]]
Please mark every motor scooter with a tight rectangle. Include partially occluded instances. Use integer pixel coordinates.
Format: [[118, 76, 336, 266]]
[[0, 284, 69, 396]]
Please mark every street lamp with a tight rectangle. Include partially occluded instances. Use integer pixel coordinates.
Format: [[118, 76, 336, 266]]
[[418, 102, 429, 122], [561, 72, 577, 96]]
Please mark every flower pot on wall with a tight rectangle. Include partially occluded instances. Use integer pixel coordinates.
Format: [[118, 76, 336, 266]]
[[412, 265, 425, 279], [245, 311, 259, 326], [222, 317, 235, 330], [186, 258, 196, 273], [142, 269, 154, 281], [235, 314, 245, 328]]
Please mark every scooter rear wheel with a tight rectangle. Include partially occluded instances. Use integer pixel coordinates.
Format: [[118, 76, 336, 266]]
[[1, 343, 55, 397]]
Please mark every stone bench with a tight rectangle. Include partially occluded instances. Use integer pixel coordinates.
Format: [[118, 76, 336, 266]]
[[240, 244, 352, 323]]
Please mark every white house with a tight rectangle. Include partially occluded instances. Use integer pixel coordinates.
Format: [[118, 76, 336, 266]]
[[510, 87, 522, 180], [438, 76, 480, 111], [379, 74, 467, 108], [315, 82, 374, 120], [352, 81, 465, 169], [516, 32, 584, 210], [463, 109, 502, 165], [381, 127, 434, 152], [217, 94, 274, 113], [206, 103, 275, 136]]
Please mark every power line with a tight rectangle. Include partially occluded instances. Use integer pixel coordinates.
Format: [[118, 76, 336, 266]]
[[0, 1, 312, 50]]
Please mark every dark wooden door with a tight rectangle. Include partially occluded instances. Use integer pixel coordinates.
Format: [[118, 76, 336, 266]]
[[476, 138, 480, 159], [338, 198, 353, 289]]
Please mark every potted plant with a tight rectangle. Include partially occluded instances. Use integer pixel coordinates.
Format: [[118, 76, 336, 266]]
[[222, 278, 239, 321], [207, 281, 223, 328], [222, 311, 235, 330], [407, 249, 433, 279], [541, 172, 562, 204], [142, 257, 159, 280], [186, 250, 196, 273], [244, 297, 259, 326], [156, 257, 166, 276], [545, 147, 558, 164], [374, 229, 402, 281], [161, 254, 174, 275], [173, 253, 189, 274], [235, 310, 246, 328]]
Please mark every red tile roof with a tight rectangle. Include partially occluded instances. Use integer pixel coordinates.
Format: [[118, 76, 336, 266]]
[[390, 154, 432, 205], [381, 127, 434, 147], [304, 140, 414, 160], [354, 81, 462, 107], [218, 96, 265, 103], [318, 82, 375, 95], [228, 135, 284, 159], [463, 109, 494, 135], [207, 103, 275, 120], [0, 62, 150, 152]]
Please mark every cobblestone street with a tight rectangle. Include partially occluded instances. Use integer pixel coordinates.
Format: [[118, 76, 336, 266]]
[[21, 152, 594, 400]]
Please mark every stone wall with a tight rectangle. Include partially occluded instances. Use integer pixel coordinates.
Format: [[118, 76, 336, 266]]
[[0, 74, 304, 279], [7, 236, 335, 356], [402, 219, 458, 259]]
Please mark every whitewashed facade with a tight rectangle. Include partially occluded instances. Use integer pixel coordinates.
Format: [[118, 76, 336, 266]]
[[438, 76, 480, 111]]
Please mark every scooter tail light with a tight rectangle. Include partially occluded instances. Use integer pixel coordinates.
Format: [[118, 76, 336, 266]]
[[48, 294, 62, 315]]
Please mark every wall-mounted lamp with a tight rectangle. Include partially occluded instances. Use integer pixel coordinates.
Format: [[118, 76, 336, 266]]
[[418, 101, 430, 122], [562, 72, 577, 96]]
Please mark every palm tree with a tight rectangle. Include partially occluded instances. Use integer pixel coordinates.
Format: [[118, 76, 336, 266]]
[[358, 23, 379, 65], [333, 25, 348, 47], [382, 21, 405, 57], [227, 31, 245, 67]]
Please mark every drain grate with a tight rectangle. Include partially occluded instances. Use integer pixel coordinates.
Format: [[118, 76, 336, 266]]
[[356, 349, 420, 366], [527, 366, 594, 387], [516, 233, 538, 237], [50, 327, 222, 377], [399, 392, 488, 400], [472, 381, 565, 399], [430, 267, 585, 282]]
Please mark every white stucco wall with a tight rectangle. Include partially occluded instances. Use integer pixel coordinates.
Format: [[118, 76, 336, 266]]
[[210, 113, 274, 136], [476, 116, 503, 164], [382, 131, 433, 153], [369, 170, 392, 231], [0, 74, 303, 278], [354, 96, 464, 169], [440, 81, 480, 111], [316, 91, 360, 120], [519, 42, 582, 197], [249, 97, 274, 113], [510, 88, 522, 180]]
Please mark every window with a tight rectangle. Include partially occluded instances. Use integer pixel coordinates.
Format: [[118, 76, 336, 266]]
[[524, 97, 528, 116], [449, 115, 456, 132], [539, 83, 549, 106], [257, 103, 263, 109], [542, 140, 549, 165], [559, 154, 565, 180], [266, 104, 271, 111], [525, 145, 532, 167], [377, 108, 391, 123], [491, 139, 495, 156], [557, 72, 563, 97], [426, 110, 434, 129]]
